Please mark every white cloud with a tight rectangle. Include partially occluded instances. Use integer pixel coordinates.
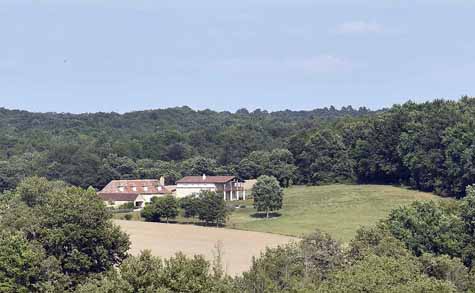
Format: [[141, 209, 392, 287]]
[[335, 21, 383, 34]]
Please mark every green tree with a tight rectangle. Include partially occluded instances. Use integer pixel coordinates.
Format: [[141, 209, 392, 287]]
[[181, 156, 218, 177], [252, 175, 283, 218], [0, 178, 130, 288], [300, 230, 345, 284], [238, 243, 310, 292], [318, 254, 455, 293], [304, 129, 354, 184], [267, 149, 296, 187], [384, 200, 464, 257], [459, 185, 475, 267], [76, 251, 233, 293], [0, 231, 50, 293], [179, 195, 200, 219], [419, 254, 472, 292], [141, 196, 179, 223], [196, 191, 228, 227], [156, 195, 179, 223]]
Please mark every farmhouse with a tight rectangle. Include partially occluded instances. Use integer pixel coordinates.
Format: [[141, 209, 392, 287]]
[[98, 177, 174, 208], [176, 174, 246, 201]]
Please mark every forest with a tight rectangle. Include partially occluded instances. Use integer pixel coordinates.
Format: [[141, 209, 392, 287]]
[[1, 97, 474, 198]]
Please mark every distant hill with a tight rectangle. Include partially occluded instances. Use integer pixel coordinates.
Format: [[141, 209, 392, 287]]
[[2, 97, 475, 199], [0, 105, 376, 133]]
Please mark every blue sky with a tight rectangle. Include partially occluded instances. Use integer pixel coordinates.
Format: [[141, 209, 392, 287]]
[[1, 0, 474, 113]]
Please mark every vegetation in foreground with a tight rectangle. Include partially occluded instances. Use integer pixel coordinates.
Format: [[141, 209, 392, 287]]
[[2, 176, 475, 292], [228, 184, 442, 242]]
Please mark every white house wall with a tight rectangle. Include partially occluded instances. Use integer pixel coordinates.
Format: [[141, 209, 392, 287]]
[[176, 183, 218, 198]]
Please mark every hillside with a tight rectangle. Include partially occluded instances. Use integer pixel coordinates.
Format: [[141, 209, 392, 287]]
[[227, 184, 443, 242], [2, 97, 475, 198]]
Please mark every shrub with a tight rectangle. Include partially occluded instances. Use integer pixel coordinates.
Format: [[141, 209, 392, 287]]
[[118, 202, 135, 210], [141, 196, 178, 223]]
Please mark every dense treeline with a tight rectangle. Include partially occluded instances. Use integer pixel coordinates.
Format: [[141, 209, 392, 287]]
[[0, 105, 373, 191], [1, 97, 475, 197]]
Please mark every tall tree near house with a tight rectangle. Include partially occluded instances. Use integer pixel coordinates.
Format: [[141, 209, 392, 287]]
[[142, 195, 179, 223], [196, 191, 228, 227], [156, 195, 179, 223], [179, 195, 200, 219], [252, 175, 283, 218]]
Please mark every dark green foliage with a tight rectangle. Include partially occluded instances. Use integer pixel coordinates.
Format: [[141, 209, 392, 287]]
[[300, 129, 354, 184], [419, 254, 472, 292], [0, 177, 130, 289], [238, 230, 344, 292], [141, 196, 179, 223], [179, 195, 200, 218], [3, 99, 475, 197], [348, 226, 411, 262], [238, 243, 309, 292], [0, 106, 371, 193], [118, 202, 135, 210], [196, 191, 229, 227], [252, 175, 283, 218], [318, 254, 456, 293], [76, 251, 234, 293], [459, 185, 475, 267], [381, 188, 475, 271], [384, 201, 464, 257], [237, 149, 297, 187], [181, 156, 218, 176], [0, 231, 49, 293], [300, 230, 346, 283]]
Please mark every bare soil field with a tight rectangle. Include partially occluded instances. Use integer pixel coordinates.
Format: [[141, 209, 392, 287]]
[[115, 220, 298, 276]]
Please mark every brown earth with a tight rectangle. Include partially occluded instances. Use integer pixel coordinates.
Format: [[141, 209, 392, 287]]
[[115, 220, 298, 276]]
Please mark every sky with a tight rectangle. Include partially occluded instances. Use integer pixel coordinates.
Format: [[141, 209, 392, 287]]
[[1, 0, 474, 113]]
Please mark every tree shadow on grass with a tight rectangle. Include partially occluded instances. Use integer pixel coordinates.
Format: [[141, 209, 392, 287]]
[[250, 212, 282, 219]]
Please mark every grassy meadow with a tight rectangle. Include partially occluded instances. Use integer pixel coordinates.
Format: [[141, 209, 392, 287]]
[[113, 184, 443, 243], [227, 184, 442, 242]]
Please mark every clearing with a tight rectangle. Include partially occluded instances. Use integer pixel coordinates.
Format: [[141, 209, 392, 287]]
[[116, 219, 297, 276], [227, 184, 442, 242]]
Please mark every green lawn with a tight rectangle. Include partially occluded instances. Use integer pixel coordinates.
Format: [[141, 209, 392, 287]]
[[226, 184, 443, 242]]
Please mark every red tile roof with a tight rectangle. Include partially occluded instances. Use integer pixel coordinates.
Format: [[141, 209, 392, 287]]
[[99, 179, 171, 195], [176, 176, 236, 184], [98, 193, 139, 202]]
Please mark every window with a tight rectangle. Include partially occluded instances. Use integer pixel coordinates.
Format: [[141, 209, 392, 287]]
[[118, 187, 125, 192], [132, 187, 137, 192], [143, 186, 148, 192]]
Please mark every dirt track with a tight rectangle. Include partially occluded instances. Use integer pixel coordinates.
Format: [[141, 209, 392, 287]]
[[115, 220, 298, 276]]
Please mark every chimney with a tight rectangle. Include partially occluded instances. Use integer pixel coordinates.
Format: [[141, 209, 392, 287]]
[[202, 174, 206, 181], [159, 176, 165, 186]]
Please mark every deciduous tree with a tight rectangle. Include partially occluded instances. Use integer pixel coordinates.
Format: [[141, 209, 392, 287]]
[[252, 175, 283, 218]]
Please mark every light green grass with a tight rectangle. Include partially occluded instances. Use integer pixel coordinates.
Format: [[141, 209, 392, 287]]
[[226, 184, 443, 242]]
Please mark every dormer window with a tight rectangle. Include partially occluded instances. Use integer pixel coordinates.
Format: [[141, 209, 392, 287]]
[[132, 187, 137, 192], [118, 187, 125, 192], [143, 186, 148, 192]]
